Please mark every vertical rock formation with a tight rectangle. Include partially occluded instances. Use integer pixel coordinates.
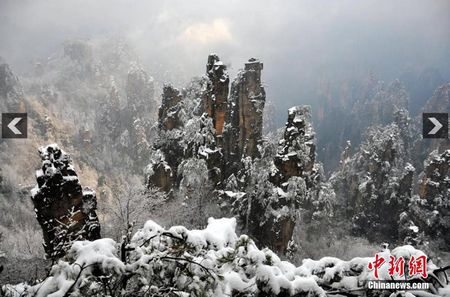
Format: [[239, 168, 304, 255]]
[[330, 113, 415, 241], [0, 169, 4, 193], [270, 106, 316, 185], [247, 106, 328, 253], [109, 78, 121, 111], [223, 58, 266, 175], [147, 83, 186, 192], [158, 84, 184, 131], [419, 150, 450, 200], [203, 54, 229, 135], [414, 150, 450, 248], [148, 57, 266, 192], [131, 118, 151, 164], [339, 141, 352, 165], [126, 66, 156, 120], [146, 56, 334, 253], [98, 79, 121, 143], [146, 150, 176, 193], [31, 144, 101, 258]]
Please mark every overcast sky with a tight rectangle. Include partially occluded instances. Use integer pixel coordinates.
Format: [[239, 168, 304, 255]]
[[1, 0, 449, 121]]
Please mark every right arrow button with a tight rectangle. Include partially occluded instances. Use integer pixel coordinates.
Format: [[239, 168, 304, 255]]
[[423, 113, 448, 139], [428, 117, 443, 135]]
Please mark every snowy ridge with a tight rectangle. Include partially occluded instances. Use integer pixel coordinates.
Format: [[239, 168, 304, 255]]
[[3, 218, 446, 297]]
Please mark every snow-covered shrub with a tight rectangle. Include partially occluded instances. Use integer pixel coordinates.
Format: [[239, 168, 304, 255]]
[[3, 218, 444, 297]]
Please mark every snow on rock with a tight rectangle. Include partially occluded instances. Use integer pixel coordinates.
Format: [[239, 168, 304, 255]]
[[240, 105, 334, 254], [204, 54, 229, 135], [414, 149, 450, 248], [330, 110, 415, 242], [158, 84, 184, 131], [222, 57, 266, 167], [30, 144, 101, 259]]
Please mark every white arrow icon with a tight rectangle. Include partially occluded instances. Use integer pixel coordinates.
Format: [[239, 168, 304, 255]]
[[428, 117, 443, 135], [7, 117, 22, 135]]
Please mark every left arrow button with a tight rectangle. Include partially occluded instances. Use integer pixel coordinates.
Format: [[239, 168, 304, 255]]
[[7, 117, 22, 135], [2, 113, 28, 138]]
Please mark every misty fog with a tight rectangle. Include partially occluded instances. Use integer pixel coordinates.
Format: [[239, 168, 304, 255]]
[[1, 0, 449, 125]]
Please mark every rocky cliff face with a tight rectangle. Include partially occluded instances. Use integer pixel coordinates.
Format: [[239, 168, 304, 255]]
[[223, 58, 265, 171], [96, 79, 122, 145], [148, 56, 265, 192], [147, 55, 333, 254], [245, 106, 333, 253], [203, 54, 229, 136], [131, 118, 151, 164], [31, 144, 101, 258], [330, 111, 415, 241], [158, 84, 184, 131], [146, 84, 186, 191], [270, 106, 316, 184], [414, 150, 450, 248]]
